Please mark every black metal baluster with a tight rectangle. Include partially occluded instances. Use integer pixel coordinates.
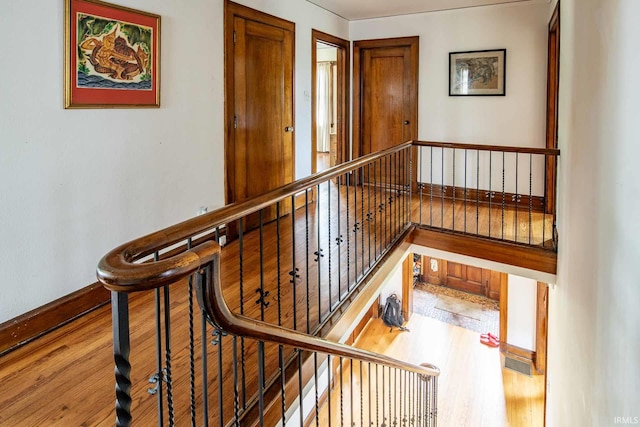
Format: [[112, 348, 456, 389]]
[[515, 154, 519, 243], [153, 252, 164, 426], [368, 362, 372, 427], [464, 150, 468, 234], [382, 365, 386, 427], [529, 154, 533, 245], [475, 151, 480, 236], [239, 217, 247, 409], [216, 328, 223, 427], [187, 240, 196, 427], [542, 155, 547, 247], [305, 191, 310, 334], [259, 209, 266, 322], [350, 359, 354, 427], [374, 160, 378, 262], [430, 147, 433, 227], [361, 166, 366, 281], [452, 148, 456, 232], [328, 355, 332, 427], [376, 364, 380, 427], [163, 284, 174, 426], [419, 148, 423, 224], [315, 353, 320, 427], [340, 357, 344, 427], [440, 148, 444, 229], [316, 186, 322, 324], [291, 194, 298, 331], [367, 163, 372, 270], [501, 152, 505, 241], [201, 305, 209, 425], [347, 170, 352, 291], [258, 341, 265, 427], [489, 151, 493, 238], [112, 292, 132, 427], [233, 336, 240, 427], [337, 175, 342, 303], [298, 350, 304, 426], [328, 181, 333, 312], [279, 345, 286, 426], [360, 361, 364, 427]]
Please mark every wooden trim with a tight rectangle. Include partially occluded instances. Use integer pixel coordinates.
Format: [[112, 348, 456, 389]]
[[545, 1, 561, 214], [417, 183, 545, 213], [410, 227, 557, 274], [0, 282, 110, 356], [535, 281, 549, 374], [500, 273, 508, 349], [402, 253, 413, 320], [503, 343, 536, 362], [311, 29, 350, 171]]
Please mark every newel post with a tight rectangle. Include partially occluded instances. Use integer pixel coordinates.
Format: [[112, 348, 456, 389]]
[[112, 291, 132, 427]]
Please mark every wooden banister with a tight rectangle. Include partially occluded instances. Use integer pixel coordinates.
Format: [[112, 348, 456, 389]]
[[413, 140, 561, 156]]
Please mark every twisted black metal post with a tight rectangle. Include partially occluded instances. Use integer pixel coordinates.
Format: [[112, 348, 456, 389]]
[[112, 291, 132, 427]]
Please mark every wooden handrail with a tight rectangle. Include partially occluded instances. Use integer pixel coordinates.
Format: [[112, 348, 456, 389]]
[[97, 142, 412, 292], [413, 140, 561, 156], [197, 252, 440, 378]]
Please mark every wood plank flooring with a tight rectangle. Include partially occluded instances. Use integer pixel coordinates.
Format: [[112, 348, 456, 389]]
[[0, 180, 550, 426]]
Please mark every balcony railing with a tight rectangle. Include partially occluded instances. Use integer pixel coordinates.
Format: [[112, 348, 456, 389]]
[[97, 140, 558, 426]]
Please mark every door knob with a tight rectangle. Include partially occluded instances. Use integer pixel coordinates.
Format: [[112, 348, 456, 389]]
[[285, 126, 294, 132], [403, 120, 410, 125]]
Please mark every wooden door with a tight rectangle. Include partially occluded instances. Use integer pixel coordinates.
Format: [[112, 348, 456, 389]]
[[545, 3, 560, 214], [354, 37, 418, 185], [444, 261, 501, 300], [446, 262, 484, 295], [225, 2, 294, 231]]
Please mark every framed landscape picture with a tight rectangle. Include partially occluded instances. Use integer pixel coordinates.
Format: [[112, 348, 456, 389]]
[[64, 0, 160, 108], [449, 49, 506, 96]]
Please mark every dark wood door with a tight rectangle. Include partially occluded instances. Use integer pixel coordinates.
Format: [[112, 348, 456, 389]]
[[444, 261, 501, 300], [354, 37, 418, 185], [225, 2, 294, 232]]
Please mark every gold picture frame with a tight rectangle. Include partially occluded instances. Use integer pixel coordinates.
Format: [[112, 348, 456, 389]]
[[64, 0, 161, 108]]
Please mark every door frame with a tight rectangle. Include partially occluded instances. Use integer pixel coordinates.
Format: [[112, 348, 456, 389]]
[[311, 29, 350, 172], [544, 2, 560, 215], [224, 0, 295, 205], [352, 36, 419, 159]]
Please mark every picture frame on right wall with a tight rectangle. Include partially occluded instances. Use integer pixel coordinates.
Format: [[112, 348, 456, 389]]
[[449, 49, 506, 96]]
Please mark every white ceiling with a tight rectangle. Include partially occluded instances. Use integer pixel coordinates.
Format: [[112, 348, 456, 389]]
[[306, 0, 544, 20]]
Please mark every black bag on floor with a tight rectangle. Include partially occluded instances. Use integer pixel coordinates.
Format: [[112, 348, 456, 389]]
[[382, 294, 409, 332]]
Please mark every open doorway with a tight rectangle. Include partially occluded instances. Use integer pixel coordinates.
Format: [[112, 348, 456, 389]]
[[311, 30, 349, 173]]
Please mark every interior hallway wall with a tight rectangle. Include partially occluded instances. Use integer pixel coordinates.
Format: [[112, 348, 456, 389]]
[[0, 0, 347, 323]]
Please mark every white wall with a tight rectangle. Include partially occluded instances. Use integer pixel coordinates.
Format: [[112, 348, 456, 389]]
[[0, 0, 347, 323], [349, 2, 549, 148], [507, 274, 537, 351], [548, 0, 640, 425]]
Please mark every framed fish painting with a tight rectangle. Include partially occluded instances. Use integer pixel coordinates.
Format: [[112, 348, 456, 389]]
[[65, 0, 160, 108]]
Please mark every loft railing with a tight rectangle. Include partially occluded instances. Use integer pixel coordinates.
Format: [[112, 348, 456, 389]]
[[413, 141, 560, 249], [97, 140, 559, 426], [98, 143, 440, 426]]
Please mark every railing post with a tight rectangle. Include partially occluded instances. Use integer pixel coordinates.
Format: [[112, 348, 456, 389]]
[[112, 291, 132, 427]]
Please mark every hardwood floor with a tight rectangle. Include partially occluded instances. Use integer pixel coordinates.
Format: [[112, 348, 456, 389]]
[[316, 314, 545, 426], [0, 181, 551, 426]]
